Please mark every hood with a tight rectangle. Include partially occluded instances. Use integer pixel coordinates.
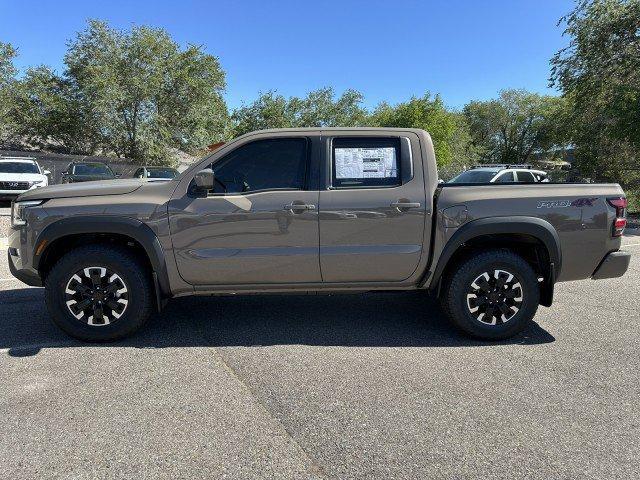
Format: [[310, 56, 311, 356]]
[[18, 178, 144, 201], [0, 173, 47, 183]]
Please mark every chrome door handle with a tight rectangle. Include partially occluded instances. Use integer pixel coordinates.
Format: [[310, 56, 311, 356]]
[[284, 203, 316, 212], [390, 201, 421, 209]]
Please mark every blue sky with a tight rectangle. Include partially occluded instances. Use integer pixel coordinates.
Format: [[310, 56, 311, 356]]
[[1, 0, 574, 110]]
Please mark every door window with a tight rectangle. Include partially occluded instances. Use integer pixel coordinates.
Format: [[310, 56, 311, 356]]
[[516, 171, 536, 183], [494, 171, 515, 183], [209, 138, 308, 194], [332, 137, 401, 188]]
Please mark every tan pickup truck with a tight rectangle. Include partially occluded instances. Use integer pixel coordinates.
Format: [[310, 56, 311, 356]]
[[9, 128, 631, 341]]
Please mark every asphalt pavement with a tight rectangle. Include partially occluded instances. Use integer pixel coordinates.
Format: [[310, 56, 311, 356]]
[[1, 212, 639, 479]]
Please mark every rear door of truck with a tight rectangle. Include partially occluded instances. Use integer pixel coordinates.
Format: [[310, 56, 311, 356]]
[[318, 130, 428, 282]]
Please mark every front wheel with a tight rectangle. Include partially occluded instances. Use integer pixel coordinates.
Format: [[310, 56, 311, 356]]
[[441, 249, 540, 340], [45, 244, 155, 342]]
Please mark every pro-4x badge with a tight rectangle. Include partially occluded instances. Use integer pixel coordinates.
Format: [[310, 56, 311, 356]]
[[537, 197, 598, 208]]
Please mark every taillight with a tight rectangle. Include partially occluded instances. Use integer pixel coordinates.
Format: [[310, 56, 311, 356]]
[[607, 197, 628, 237]]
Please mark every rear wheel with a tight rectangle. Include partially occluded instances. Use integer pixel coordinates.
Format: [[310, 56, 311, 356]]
[[441, 249, 540, 340], [45, 244, 154, 341]]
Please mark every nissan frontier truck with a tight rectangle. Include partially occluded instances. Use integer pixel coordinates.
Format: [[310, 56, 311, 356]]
[[8, 128, 631, 341]]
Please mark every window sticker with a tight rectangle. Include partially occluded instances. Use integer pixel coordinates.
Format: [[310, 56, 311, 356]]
[[335, 147, 398, 179]]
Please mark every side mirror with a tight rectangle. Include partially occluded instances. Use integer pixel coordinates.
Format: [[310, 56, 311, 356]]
[[114, 173, 121, 178], [43, 169, 51, 175], [193, 168, 214, 194]]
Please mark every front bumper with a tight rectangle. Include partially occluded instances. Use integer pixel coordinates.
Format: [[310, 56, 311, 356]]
[[8, 250, 42, 286], [591, 251, 631, 280], [7, 228, 43, 287]]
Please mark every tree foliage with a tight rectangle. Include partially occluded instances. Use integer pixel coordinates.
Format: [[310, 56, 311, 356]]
[[369, 93, 472, 168], [550, 0, 640, 183], [463, 89, 566, 165], [61, 20, 228, 164], [231, 87, 367, 137], [0, 42, 18, 145]]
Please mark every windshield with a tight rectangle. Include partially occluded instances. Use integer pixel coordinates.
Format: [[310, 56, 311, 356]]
[[0, 161, 40, 174], [73, 164, 113, 176], [449, 170, 497, 183], [147, 168, 178, 179]]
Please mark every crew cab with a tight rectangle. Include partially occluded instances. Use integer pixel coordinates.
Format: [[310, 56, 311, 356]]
[[0, 157, 50, 201], [8, 128, 631, 342]]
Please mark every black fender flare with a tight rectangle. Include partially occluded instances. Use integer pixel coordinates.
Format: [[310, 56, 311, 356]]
[[428, 216, 562, 293], [34, 216, 171, 300]]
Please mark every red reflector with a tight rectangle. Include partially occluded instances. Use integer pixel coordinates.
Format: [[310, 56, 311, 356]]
[[613, 218, 627, 237], [607, 197, 628, 209]]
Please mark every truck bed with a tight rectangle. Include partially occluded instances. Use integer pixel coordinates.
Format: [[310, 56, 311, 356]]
[[432, 183, 626, 282]]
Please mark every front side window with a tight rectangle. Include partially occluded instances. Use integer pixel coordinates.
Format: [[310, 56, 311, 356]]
[[332, 137, 401, 188], [209, 138, 308, 194]]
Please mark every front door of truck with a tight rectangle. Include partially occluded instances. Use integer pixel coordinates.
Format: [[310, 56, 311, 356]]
[[168, 136, 321, 285], [318, 133, 427, 283]]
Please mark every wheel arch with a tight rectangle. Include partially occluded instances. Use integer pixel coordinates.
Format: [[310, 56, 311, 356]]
[[34, 216, 171, 303], [429, 217, 561, 307]]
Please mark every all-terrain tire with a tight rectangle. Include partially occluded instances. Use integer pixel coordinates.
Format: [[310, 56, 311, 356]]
[[441, 249, 540, 340], [44, 244, 154, 342]]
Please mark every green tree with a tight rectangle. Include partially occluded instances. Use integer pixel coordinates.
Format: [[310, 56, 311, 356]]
[[231, 91, 294, 135], [63, 20, 228, 164], [11, 66, 97, 153], [463, 89, 566, 165], [369, 93, 467, 167], [231, 87, 368, 137], [550, 0, 640, 187], [0, 42, 18, 145]]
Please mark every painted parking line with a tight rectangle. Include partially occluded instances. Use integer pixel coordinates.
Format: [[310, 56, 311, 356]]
[[0, 237, 7, 249]]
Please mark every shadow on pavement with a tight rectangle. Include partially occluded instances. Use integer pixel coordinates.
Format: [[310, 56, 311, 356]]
[[0, 287, 555, 357]]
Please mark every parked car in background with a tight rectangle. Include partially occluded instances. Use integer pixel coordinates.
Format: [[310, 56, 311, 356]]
[[0, 157, 50, 201], [449, 165, 549, 184], [132, 166, 179, 181], [61, 162, 117, 183]]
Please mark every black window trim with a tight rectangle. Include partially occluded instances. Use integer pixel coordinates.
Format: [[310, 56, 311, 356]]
[[328, 136, 409, 190], [200, 136, 312, 197]]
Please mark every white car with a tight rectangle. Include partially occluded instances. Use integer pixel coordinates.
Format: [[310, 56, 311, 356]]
[[0, 157, 50, 201], [449, 165, 549, 184]]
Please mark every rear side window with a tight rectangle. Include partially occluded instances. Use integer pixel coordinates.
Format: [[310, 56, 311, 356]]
[[210, 138, 308, 194], [494, 171, 515, 183], [516, 171, 536, 183], [332, 137, 401, 188]]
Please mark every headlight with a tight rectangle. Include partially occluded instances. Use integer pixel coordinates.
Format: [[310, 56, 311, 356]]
[[11, 200, 44, 227]]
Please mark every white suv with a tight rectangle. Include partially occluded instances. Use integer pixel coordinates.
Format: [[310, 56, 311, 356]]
[[449, 165, 549, 184], [0, 157, 50, 201]]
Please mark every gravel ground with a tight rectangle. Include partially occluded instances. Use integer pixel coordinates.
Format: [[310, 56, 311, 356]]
[[0, 236, 638, 479], [0, 211, 10, 238]]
